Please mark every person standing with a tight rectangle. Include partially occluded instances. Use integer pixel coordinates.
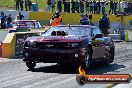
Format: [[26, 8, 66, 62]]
[[27, 0, 32, 11], [93, 0, 97, 14], [113, 0, 117, 14], [57, 0, 62, 12], [101, 1, 106, 14], [6, 14, 12, 28], [63, 0, 67, 12], [118, 0, 123, 14], [20, 0, 24, 11], [71, 0, 76, 13], [25, 0, 28, 11], [67, 0, 70, 13], [46, 0, 51, 12], [16, 0, 20, 11], [51, 0, 56, 12], [109, 0, 114, 14], [97, 0, 101, 14], [99, 13, 110, 36], [75, 0, 80, 13], [80, 0, 84, 13], [123, 1, 128, 14], [0, 12, 6, 29], [89, 0, 94, 14], [85, 0, 89, 14]]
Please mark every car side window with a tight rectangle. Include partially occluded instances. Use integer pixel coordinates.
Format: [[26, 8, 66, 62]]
[[92, 28, 102, 37]]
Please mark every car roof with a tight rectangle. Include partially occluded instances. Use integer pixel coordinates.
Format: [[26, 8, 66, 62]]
[[52, 25, 98, 29], [14, 20, 38, 22]]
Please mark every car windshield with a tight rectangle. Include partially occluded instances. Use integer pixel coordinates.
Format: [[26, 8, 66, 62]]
[[42, 26, 91, 36]]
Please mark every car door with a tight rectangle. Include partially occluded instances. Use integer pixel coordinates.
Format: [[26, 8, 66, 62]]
[[91, 27, 106, 59]]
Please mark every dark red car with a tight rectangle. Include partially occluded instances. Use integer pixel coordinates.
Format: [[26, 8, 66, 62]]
[[23, 25, 115, 70]]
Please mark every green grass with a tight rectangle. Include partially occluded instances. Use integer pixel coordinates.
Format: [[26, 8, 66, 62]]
[[0, 0, 48, 10], [0, 0, 15, 8]]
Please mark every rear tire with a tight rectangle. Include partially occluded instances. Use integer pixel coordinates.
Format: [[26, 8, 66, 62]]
[[105, 48, 114, 65], [110, 48, 115, 63], [26, 62, 36, 70]]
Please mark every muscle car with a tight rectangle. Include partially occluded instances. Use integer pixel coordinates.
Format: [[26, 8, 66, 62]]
[[23, 25, 115, 70]]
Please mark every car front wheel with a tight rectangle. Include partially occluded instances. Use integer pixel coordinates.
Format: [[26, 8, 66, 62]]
[[26, 62, 36, 70], [82, 48, 92, 70]]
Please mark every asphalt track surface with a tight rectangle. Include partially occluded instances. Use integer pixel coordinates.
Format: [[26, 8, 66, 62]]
[[0, 42, 132, 88]]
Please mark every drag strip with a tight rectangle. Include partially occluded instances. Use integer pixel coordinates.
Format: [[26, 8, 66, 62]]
[[0, 42, 132, 88]]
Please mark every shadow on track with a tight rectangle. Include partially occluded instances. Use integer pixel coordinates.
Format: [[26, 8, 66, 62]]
[[30, 63, 126, 75]]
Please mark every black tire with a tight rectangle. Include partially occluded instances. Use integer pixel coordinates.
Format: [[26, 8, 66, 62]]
[[26, 62, 36, 70], [82, 48, 92, 70], [105, 48, 114, 65], [110, 48, 115, 63]]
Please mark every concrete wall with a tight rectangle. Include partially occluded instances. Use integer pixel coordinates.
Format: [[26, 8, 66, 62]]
[[29, 12, 132, 26], [2, 33, 16, 58]]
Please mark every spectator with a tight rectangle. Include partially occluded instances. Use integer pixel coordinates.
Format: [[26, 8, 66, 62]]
[[124, 1, 128, 14], [80, 14, 89, 25], [89, 0, 94, 14], [0, 12, 6, 29], [93, 0, 97, 14], [118, 0, 123, 14], [71, 0, 76, 13], [50, 11, 62, 26], [97, 0, 101, 14], [18, 12, 24, 20], [16, 0, 20, 11], [6, 14, 12, 28], [85, 0, 89, 14], [63, 0, 67, 12], [101, 1, 106, 14], [51, 0, 56, 12], [109, 0, 114, 14], [99, 13, 110, 36], [27, 0, 32, 11], [114, 0, 117, 14], [80, 0, 84, 13], [25, 0, 28, 11], [46, 0, 51, 12], [75, 0, 80, 13], [20, 0, 24, 11], [128, 1, 132, 14], [57, 0, 62, 12], [67, 0, 70, 13]]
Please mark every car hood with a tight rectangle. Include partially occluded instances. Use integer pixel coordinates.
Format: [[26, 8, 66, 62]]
[[25, 36, 88, 43]]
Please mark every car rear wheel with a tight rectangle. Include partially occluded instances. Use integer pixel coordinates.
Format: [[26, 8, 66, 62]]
[[110, 48, 115, 63], [105, 48, 114, 65], [26, 62, 36, 70], [82, 48, 92, 70]]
